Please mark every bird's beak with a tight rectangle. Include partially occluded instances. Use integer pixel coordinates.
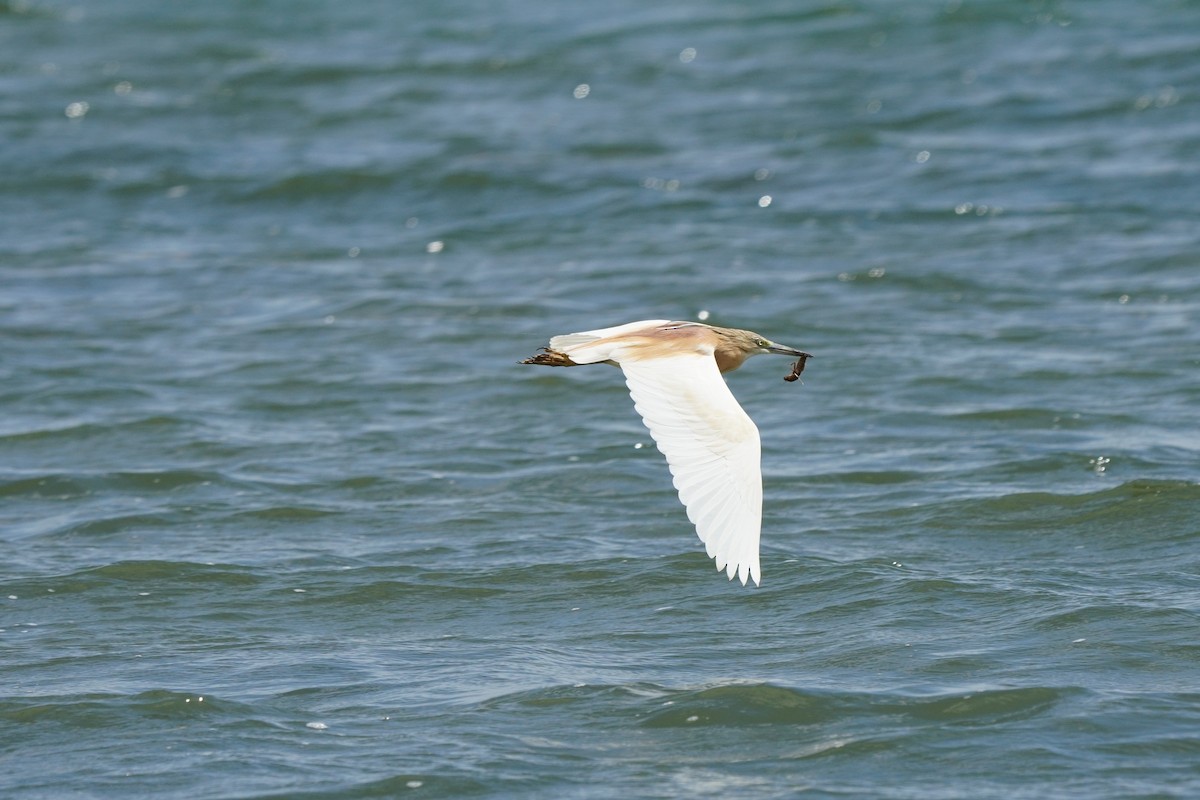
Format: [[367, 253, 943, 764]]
[[766, 342, 812, 358]]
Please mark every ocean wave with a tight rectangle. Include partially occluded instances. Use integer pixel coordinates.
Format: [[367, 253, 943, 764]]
[[477, 680, 1076, 729]]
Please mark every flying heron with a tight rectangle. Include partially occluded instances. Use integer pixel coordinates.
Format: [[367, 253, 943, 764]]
[[521, 319, 811, 586]]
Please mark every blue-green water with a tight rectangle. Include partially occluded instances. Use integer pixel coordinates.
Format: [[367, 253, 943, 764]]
[[3, 0, 1199, 797]]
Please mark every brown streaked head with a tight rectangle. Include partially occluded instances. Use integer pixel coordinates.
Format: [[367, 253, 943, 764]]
[[709, 326, 810, 373]]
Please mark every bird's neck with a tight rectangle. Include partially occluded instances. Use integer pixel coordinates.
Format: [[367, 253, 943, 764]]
[[713, 345, 750, 374]]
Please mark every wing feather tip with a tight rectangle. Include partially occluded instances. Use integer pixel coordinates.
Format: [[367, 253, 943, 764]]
[[716, 559, 761, 587]]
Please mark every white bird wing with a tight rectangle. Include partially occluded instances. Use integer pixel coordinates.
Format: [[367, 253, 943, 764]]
[[618, 353, 762, 586], [549, 320, 672, 363]]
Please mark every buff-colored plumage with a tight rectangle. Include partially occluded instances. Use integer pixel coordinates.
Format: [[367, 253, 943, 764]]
[[522, 319, 811, 586]]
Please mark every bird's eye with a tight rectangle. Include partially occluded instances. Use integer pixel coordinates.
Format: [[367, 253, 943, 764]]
[[756, 338, 769, 347]]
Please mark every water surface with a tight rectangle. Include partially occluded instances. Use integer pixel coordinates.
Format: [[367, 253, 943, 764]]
[[3, 1, 1199, 797]]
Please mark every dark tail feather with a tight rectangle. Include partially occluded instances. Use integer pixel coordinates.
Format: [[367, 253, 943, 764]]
[[520, 348, 578, 367]]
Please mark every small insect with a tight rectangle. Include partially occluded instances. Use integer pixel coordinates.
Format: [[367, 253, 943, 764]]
[[783, 353, 810, 383]]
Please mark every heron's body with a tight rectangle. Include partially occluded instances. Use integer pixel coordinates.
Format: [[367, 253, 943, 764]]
[[522, 319, 810, 587]]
